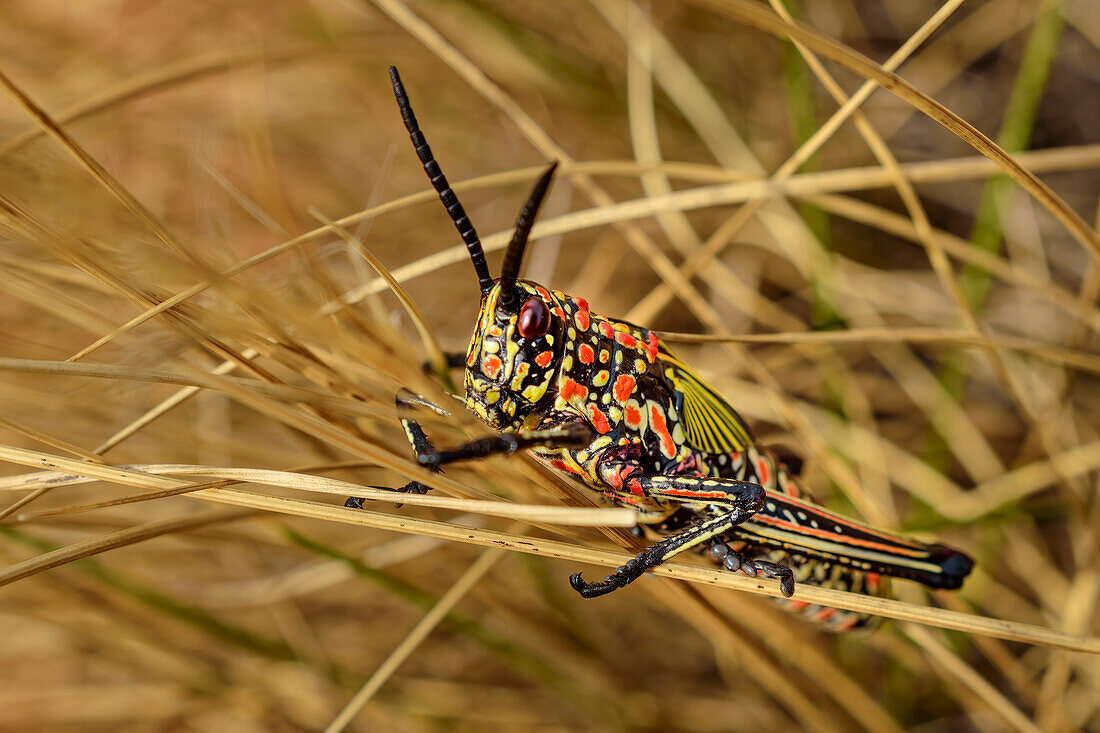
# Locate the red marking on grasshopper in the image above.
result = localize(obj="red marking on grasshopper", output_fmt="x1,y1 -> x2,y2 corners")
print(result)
483,355 -> 502,378
535,351 -> 553,367
755,455 -> 770,485
587,403 -> 611,434
755,510 -> 930,558
645,331 -> 659,362
606,464 -> 638,490
616,332 -> 637,348
664,487 -> 727,499
834,616 -> 861,632
599,322 -> 615,338
550,459 -> 582,475
777,470 -> 799,497
575,298 -> 590,330
649,404 -> 676,459
614,374 -> 636,402
560,378 -> 588,402
578,344 -> 594,364
624,403 -> 642,428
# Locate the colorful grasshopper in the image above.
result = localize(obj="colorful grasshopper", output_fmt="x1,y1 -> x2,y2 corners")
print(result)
349,67 -> 973,628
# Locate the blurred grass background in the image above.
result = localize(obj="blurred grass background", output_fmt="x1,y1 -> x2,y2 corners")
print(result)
0,0 -> 1098,730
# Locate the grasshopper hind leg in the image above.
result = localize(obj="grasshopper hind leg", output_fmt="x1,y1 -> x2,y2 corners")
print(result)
708,539 -> 886,632
570,511 -> 746,599
569,474 -> 768,598
705,539 -> 795,597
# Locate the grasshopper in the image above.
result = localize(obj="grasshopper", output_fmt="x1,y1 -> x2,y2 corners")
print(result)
347,67 -> 973,629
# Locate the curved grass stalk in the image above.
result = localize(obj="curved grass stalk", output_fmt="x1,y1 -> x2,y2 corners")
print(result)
192,486 -> 1100,655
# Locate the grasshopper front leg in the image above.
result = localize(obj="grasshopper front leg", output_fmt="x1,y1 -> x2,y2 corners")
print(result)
345,389 -> 593,507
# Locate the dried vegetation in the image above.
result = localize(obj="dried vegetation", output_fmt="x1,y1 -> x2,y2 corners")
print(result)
0,0 -> 1098,730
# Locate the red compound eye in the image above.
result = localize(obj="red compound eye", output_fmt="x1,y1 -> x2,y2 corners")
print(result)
517,296 -> 550,339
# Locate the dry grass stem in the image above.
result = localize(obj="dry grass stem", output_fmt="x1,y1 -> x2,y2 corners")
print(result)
323,547 -> 507,732
191,486 -> 1100,655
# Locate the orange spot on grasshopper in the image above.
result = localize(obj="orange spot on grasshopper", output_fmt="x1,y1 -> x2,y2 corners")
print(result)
649,404 -> 676,459
575,298 -> 590,330
560,378 -> 588,402
756,455 -> 770,485
550,459 -> 582,475
613,375 -> 636,402
587,403 -> 611,434
482,355 -> 502,378
615,332 -> 637,348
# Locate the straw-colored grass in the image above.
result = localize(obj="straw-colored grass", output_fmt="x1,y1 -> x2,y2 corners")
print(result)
1,1 -> 1098,731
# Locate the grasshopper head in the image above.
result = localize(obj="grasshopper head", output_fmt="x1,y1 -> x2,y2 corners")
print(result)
464,278 -> 568,430
461,164 -> 563,430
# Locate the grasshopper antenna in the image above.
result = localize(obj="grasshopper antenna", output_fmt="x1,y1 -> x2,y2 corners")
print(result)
389,66 -> 494,295
498,162 -> 558,311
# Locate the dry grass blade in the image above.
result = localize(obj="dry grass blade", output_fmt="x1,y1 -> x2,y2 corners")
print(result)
804,192 -> 1100,332
618,0 -> 963,326
0,69 -> 188,258
323,547 -> 506,733
0,487 -> 56,522
324,147 -> 1100,319
92,351 -> 257,456
0,444 -> 196,492
308,208 -> 453,387
904,624 -> 1042,733
50,144 -> 1100,362
656,328 -> 1100,375
193,486 -> 1100,655
765,0 -> 1048,492
0,509 -> 253,589
0,46 -> 312,158
0,357 -> 394,419
0,463 -> 636,528
685,0 -> 1100,258
0,416 -> 104,463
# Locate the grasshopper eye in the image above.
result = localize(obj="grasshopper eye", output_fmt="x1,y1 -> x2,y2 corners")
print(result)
517,296 -> 550,339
